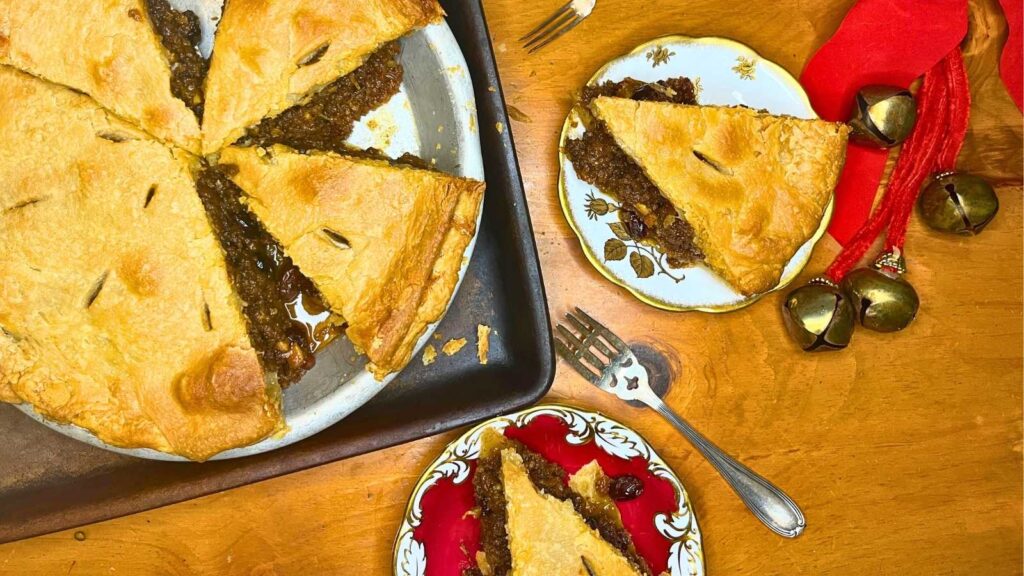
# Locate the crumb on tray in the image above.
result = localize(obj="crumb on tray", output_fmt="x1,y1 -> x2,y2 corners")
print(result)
477,324 -> 491,365
442,338 -> 467,356
422,344 -> 437,366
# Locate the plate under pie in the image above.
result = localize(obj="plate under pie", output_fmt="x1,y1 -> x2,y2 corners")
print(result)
393,405 -> 705,576
558,36 -> 842,311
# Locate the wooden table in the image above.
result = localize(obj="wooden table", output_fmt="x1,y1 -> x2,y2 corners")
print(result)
3,0 -> 1021,574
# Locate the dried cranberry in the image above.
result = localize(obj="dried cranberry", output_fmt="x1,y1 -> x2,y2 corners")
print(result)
608,474 -> 644,501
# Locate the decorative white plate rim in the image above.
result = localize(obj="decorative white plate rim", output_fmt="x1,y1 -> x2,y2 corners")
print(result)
392,403 -> 705,576
558,35 -> 833,313
15,21 -> 486,462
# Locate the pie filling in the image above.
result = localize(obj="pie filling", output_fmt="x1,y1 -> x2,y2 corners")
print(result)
470,438 -> 651,576
196,165 -> 342,387
565,77 -> 704,268
144,0 -> 209,122
237,42 -> 404,153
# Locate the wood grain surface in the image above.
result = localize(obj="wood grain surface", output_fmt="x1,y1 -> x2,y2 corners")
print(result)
2,0 -> 1021,574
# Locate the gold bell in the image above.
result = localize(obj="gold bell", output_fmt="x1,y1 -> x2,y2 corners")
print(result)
840,251 -> 919,333
848,85 -> 917,148
918,172 -> 1000,235
782,278 -> 855,352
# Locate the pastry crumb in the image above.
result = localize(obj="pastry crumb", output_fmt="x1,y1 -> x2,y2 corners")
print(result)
442,338 -> 467,356
495,122 -> 505,134
422,344 -> 437,366
477,324 -> 491,365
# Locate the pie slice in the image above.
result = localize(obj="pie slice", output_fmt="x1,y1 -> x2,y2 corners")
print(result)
590,96 -> 850,296
472,430 -> 650,576
0,0 -> 205,153
0,67 -> 281,461
201,0 -> 443,155
218,145 -> 484,378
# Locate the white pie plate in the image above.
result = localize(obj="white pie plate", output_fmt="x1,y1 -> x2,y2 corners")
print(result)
559,35 -> 833,312
16,18 -> 485,461
393,404 -> 705,576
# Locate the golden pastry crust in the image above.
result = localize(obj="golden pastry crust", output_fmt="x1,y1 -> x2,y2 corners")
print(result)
568,461 -> 624,526
0,0 -> 202,153
501,449 -> 644,576
591,97 -> 849,296
220,145 -> 483,378
0,67 -> 280,461
202,0 -> 443,155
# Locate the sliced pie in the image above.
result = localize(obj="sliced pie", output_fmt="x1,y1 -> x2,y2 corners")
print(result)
0,0 -> 205,153
0,67 -> 280,460
218,145 -> 484,378
201,0 -> 443,154
472,430 -> 651,576
588,96 -> 849,296
565,78 -> 704,268
238,40 -> 405,156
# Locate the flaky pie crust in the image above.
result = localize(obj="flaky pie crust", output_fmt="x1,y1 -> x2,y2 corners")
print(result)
220,145 -> 484,379
0,67 -> 281,461
201,0 -> 443,155
591,96 -> 849,296
0,0 -> 203,153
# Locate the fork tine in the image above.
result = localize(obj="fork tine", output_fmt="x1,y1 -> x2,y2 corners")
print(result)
563,313 -> 590,338
554,338 -> 601,384
528,14 -> 585,53
555,324 -> 583,351
520,1 -> 573,42
524,10 -> 576,49
574,307 -> 627,351
565,312 -> 613,358
556,323 -> 608,371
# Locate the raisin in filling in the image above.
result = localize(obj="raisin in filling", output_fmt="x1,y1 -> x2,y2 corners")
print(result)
471,439 -> 652,576
565,77 -> 704,268
238,42 -> 404,153
144,0 -> 209,121
196,165 -> 340,387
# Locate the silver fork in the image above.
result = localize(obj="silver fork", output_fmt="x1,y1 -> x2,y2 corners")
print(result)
521,0 -> 595,53
554,307 -> 807,538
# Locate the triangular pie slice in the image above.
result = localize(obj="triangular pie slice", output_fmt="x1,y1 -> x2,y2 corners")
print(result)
590,96 -> 850,296
0,67 -> 280,461
0,0 -> 204,153
219,145 -> 484,378
201,0 -> 443,154
472,430 -> 650,576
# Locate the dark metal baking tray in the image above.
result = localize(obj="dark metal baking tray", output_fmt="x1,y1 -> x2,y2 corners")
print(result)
0,0 -> 553,544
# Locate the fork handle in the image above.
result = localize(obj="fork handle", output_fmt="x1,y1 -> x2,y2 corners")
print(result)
642,392 -> 806,538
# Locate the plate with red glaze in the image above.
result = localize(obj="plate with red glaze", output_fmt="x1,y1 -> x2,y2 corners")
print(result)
393,404 -> 705,576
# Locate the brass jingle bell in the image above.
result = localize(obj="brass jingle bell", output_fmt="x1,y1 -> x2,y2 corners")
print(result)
848,85 -> 917,148
782,279 -> 855,352
840,252 -> 919,333
918,172 -> 1000,235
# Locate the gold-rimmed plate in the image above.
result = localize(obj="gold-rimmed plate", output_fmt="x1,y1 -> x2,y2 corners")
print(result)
393,404 -> 704,576
558,36 -> 832,312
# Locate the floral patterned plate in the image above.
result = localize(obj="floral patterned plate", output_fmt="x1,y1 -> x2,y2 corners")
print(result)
393,404 -> 704,576
559,36 -> 832,312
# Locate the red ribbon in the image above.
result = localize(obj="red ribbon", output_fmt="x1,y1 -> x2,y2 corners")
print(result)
999,0 -> 1023,111
826,50 -> 971,282
800,0 -> 969,246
